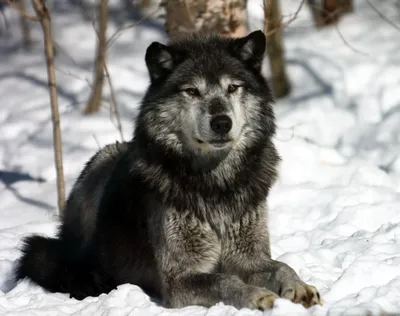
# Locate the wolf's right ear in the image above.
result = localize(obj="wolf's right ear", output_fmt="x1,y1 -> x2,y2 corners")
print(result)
145,42 -> 177,82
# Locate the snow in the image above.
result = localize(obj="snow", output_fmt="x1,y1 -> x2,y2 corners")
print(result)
1,0 -> 400,315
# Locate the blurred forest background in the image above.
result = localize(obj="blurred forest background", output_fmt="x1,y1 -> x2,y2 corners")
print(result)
0,0 -> 399,213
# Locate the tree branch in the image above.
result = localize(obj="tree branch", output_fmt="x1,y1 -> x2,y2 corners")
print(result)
366,0 -> 400,32
264,0 -> 306,37
104,62 -> 124,142
106,7 -> 160,48
5,0 -> 39,21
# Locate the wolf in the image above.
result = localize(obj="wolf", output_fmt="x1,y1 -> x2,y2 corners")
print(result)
15,30 -> 322,310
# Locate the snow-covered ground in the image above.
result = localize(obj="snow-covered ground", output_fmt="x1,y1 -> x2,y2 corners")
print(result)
1,0 -> 400,315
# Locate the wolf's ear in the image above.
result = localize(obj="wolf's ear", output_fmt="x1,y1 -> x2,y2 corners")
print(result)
145,42 -> 177,82
231,30 -> 266,71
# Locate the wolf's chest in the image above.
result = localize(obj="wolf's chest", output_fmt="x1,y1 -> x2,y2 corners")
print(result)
170,197 -> 265,240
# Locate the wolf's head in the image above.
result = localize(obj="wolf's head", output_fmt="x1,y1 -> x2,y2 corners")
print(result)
137,30 -> 275,171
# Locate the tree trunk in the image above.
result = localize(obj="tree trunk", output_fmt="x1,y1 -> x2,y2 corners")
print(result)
165,0 -> 248,39
340,0 -> 353,13
141,0 -> 151,9
84,0 -> 108,114
307,0 -> 353,28
31,0 -> 66,214
306,0 -> 325,27
17,0 -> 33,50
227,0 -> 248,37
264,0 -> 291,98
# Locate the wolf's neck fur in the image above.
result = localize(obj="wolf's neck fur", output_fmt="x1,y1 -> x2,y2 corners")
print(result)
133,124 -> 280,219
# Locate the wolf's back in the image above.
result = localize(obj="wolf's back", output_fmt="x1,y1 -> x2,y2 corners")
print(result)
60,141 -> 130,251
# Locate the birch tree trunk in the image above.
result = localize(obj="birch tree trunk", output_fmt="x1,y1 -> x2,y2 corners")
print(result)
165,0 -> 248,39
31,0 -> 66,214
264,0 -> 291,98
84,0 -> 108,114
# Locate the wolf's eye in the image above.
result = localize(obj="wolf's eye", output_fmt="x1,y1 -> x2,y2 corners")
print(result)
227,84 -> 240,93
184,88 -> 200,97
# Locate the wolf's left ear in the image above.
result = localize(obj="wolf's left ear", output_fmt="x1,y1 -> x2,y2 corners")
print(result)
231,30 -> 266,71
145,42 -> 177,82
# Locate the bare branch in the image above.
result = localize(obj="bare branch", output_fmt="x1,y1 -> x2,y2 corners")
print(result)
308,3 -> 369,56
52,40 -> 83,69
366,0 -> 400,32
92,134 -> 101,150
264,0 -> 306,37
104,63 -> 124,142
106,7 -> 160,48
5,0 -> 39,21
279,0 -> 306,29
55,66 -> 93,88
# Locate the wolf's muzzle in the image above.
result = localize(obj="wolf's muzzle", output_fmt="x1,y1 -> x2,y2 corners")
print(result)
210,115 -> 232,135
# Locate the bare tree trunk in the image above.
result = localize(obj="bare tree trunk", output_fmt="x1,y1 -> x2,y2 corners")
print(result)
0,4 -> 10,36
264,0 -> 291,98
31,0 -> 66,214
307,0 -> 353,28
306,0 -> 325,27
17,0 -> 33,50
340,0 -> 353,13
227,0 -> 248,37
165,0 -> 248,39
84,0 -> 108,114
141,0 -> 151,9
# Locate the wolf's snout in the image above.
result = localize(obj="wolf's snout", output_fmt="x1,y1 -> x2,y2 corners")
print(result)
210,115 -> 232,135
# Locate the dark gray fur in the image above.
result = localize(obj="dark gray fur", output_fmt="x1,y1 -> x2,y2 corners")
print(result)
15,30 -> 322,310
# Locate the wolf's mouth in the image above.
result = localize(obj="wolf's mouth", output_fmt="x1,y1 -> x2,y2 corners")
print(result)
195,138 -> 232,148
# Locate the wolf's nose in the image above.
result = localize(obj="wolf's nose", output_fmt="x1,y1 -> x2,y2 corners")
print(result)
210,115 -> 232,135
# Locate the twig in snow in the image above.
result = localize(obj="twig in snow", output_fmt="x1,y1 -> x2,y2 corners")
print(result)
366,0 -> 400,32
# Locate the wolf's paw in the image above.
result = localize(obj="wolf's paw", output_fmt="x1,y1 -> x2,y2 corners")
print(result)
280,281 -> 323,308
247,287 -> 279,310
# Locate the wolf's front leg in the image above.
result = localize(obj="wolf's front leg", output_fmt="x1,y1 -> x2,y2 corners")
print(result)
164,273 -> 279,310
150,210 -> 278,310
244,259 -> 322,308
222,210 -> 323,308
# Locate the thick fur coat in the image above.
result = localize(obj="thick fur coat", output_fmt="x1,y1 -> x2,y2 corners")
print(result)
15,30 -> 322,310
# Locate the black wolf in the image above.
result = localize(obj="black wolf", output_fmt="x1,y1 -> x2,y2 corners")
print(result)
15,30 -> 322,310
